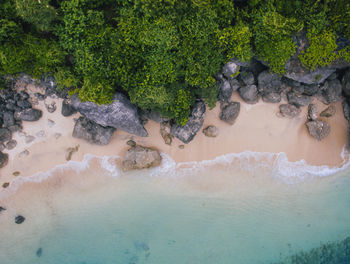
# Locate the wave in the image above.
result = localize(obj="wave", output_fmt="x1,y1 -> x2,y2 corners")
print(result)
1,148 -> 350,199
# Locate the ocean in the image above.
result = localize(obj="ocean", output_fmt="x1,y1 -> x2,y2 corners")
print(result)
0,151 -> 350,264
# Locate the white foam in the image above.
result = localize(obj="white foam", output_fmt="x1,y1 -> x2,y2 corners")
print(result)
100,156 -> 121,178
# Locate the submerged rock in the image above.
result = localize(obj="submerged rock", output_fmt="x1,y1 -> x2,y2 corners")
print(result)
279,104 -> 301,118
72,117 -> 115,145
14,108 -> 42,121
171,101 -> 206,144
320,105 -> 336,118
308,104 -> 318,120
202,125 -> 219,137
306,120 -> 331,141
15,215 -> 25,224
122,145 -> 162,171
72,93 -> 148,137
220,102 -> 240,125
0,151 -> 9,168
36,248 -> 42,257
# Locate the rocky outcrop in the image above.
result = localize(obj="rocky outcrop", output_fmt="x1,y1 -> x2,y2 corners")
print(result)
342,69 -> 350,96
72,93 -> 148,137
219,102 -> 240,125
306,120 -> 331,141
171,101 -> 206,144
287,91 -> 313,107
279,104 -> 301,118
0,151 -> 9,168
320,105 -> 336,118
14,108 -> 42,121
122,145 -> 162,171
61,99 -> 77,117
72,117 -> 116,145
160,121 -> 173,145
308,104 -> 318,120
238,85 -> 259,104
317,79 -> 343,105
202,125 -> 219,137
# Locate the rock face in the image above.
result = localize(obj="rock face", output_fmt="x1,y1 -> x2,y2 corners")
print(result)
343,69 -> 350,96
72,117 -> 115,145
14,108 -> 42,121
0,152 -> 9,168
287,91 -> 313,107
219,102 -> 240,125
320,105 -> 336,118
308,104 -> 318,120
306,120 -> 331,141
122,145 -> 162,171
279,104 -> 301,118
171,101 -> 206,144
317,79 -> 343,105
238,85 -> 259,104
61,99 -> 77,117
202,125 -> 219,137
72,93 -> 148,137
140,109 -> 169,123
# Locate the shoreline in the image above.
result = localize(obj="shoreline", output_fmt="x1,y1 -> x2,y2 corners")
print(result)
0,85 -> 349,189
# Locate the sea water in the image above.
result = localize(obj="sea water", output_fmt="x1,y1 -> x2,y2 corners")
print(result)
0,152 -> 350,264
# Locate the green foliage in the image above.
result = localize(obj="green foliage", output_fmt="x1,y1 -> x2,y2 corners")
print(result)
170,89 -> 195,126
326,0 -> 350,38
54,67 -> 80,90
78,78 -> 114,105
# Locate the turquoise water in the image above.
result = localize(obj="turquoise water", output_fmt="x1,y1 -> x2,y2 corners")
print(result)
0,153 -> 350,264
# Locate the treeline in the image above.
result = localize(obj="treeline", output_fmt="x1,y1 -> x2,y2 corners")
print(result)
0,0 -> 349,125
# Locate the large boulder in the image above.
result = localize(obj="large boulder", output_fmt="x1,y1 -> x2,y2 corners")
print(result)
306,120 -> 331,141
72,93 -> 148,137
287,91 -> 313,107
222,61 -> 240,79
14,108 -> 42,121
240,71 -> 255,86
122,145 -> 162,171
219,102 -> 240,125
171,101 -> 206,144
72,116 -> 115,145
238,85 -> 259,104
308,104 -> 318,120
342,69 -> 350,96
140,109 -> 169,123
0,151 -> 9,168
2,111 -> 15,127
262,92 -> 281,103
217,78 -> 233,102
317,79 -> 343,105
61,99 -> 77,117
279,104 -> 301,118
257,70 -> 283,94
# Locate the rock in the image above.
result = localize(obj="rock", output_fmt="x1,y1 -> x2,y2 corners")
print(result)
238,85 -> 259,104
222,61 -> 240,79
126,140 -> 136,147
320,105 -> 336,118
72,116 -> 116,145
170,101 -> 206,144
308,104 -> 318,120
202,125 -> 219,137
219,102 -> 240,125
0,128 -> 11,143
160,121 -> 173,145
317,79 -> 343,105
14,108 -> 42,121
218,79 -> 233,102
257,70 -> 283,94
287,91 -> 313,107
2,182 -> 9,188
0,206 -> 6,212
122,145 -> 162,171
5,140 -> 17,150
178,145 -> 184,149
45,102 -> 57,113
328,72 -> 338,80
16,100 -> 32,109
13,171 -> 20,176
262,92 -> 281,103
61,99 -> 77,117
36,248 -> 42,257
72,93 -> 148,137
25,135 -> 35,144
140,109 -> 169,123
303,84 -> 319,96
35,93 -> 46,101
8,124 -> 22,133
2,111 -> 15,127
18,91 -> 30,100
47,119 -> 55,127
65,145 -> 80,161
306,120 -> 331,140
15,215 -> 25,224
0,144 -> 4,152
240,71 -> 255,86
19,149 -> 30,157
6,102 -> 21,112
0,153 -> 8,168
279,104 -> 301,118
342,69 -> 350,96
229,78 -> 240,92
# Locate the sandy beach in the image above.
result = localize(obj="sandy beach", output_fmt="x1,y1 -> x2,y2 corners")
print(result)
0,82 -> 348,188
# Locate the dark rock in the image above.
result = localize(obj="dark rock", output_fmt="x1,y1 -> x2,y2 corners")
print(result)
306,120 -> 331,141
5,140 -> 17,150
72,93 -> 148,137
0,128 -> 11,143
320,105 -> 336,118
222,61 -> 240,79
73,117 -> 115,145
317,79 -> 343,105
35,93 -> 46,101
18,91 -> 29,100
218,79 -> 233,102
16,100 -> 32,109
45,102 -> 57,113
240,71 -> 255,86
2,182 -> 9,188
65,145 -> 79,161
328,72 -> 338,80
0,206 -> 6,212
140,109 -> 169,123
170,101 -> 206,144
8,123 -> 22,133
202,125 -> 219,137
262,92 -> 281,103
257,70 -> 283,94
36,248 -> 42,257
229,78 -> 240,92
13,171 -> 20,176
342,69 -> 350,96
122,145 -> 162,171
3,111 -> 15,127
238,85 -> 259,104
303,84 -> 319,96
279,104 -> 301,118
287,91 -> 313,107
6,102 -> 21,112
160,121 -> 173,145
219,102 -> 240,125
126,140 -> 136,147
61,99 -> 77,117
0,144 -> 4,152
15,215 -> 25,224
342,99 -> 350,122
17,73 -> 34,84
308,104 -> 318,120
14,108 -> 42,121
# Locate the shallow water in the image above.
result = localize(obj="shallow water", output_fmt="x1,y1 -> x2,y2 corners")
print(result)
0,152 -> 350,264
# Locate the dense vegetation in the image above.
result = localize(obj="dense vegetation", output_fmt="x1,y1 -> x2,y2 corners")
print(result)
0,0 -> 349,125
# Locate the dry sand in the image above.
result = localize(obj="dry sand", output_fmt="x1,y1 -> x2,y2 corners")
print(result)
0,84 -> 349,187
